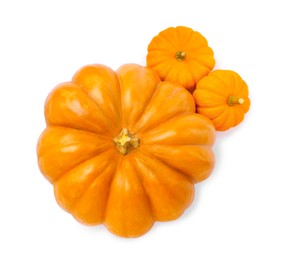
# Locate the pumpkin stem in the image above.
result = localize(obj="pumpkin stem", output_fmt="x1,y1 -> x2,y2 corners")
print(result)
175,51 -> 186,61
113,128 -> 140,155
227,96 -> 244,106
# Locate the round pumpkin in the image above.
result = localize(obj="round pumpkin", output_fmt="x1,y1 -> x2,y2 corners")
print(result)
193,70 -> 250,131
37,63 -> 215,238
146,26 -> 215,91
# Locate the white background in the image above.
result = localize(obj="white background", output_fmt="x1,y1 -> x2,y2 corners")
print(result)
1,0 -> 288,259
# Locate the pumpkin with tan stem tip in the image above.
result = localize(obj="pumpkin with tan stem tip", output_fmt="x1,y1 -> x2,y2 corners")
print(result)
146,26 -> 215,91
193,70 -> 250,131
37,63 -> 215,238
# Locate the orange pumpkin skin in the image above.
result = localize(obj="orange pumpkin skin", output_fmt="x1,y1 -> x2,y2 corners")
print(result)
37,63 -> 215,238
193,70 -> 250,131
146,26 -> 215,91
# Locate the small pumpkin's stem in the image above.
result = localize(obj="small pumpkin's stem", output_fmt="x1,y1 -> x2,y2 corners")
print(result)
227,95 -> 244,106
175,51 -> 186,61
113,128 -> 140,155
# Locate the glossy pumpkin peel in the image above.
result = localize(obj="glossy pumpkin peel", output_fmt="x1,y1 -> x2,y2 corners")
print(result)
37,63 -> 216,238
146,26 -> 215,90
193,70 -> 250,131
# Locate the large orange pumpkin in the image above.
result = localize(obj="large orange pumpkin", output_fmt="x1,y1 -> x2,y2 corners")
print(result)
37,63 -> 215,238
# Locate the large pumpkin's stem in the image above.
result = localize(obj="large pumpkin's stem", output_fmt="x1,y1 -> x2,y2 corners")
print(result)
175,51 -> 186,61
113,128 -> 140,155
227,95 -> 244,106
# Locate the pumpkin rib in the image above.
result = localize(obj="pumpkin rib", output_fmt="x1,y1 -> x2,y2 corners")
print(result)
217,107 -> 235,130
81,85 -> 121,133
40,150 -> 108,184
197,105 -> 228,121
194,89 -> 226,108
72,64 -> 122,130
232,105 -> 245,127
186,31 -> 210,50
220,107 -> 242,130
230,71 -> 238,95
231,106 -> 240,127
53,150 -> 117,213
236,80 -> 249,97
177,65 -> 195,88
117,76 -> 125,127
187,57 -> 211,73
231,72 -> 247,97
142,114 -> 215,147
143,144 -> 214,183
46,123 -> 110,137
176,26 -> 194,49
136,110 -> 193,135
188,54 -> 215,71
176,65 -> 194,89
185,61 -> 212,85
149,59 -> 175,80
37,127 -> 113,183
146,50 -> 174,66
121,77 -> 161,132
186,45 -> 213,54
132,79 -> 160,117
213,70 -> 232,91
129,154 -> 155,220
133,151 -> 194,221
46,117 -> 115,137
143,131 -> 211,147
138,147 -> 194,183
184,63 -> 196,86
210,73 -> 232,93
103,155 -> 154,237
117,64 -> 160,129
163,61 -> 176,80
147,151 -> 194,186
102,156 -> 123,221
70,161 -> 117,224
38,126 -> 110,162
53,152 -> 112,213
211,107 -> 230,129
78,84 -> 121,132
147,40 -> 175,52
148,33 -> 177,52
165,63 -> 189,86
158,28 -> 179,50
186,47 -> 214,61
54,148 -> 116,184
195,89 -> 227,102
39,126 -> 112,150
231,106 -> 245,125
71,170 -> 115,225
142,140 -> 214,147
158,59 -> 196,89
196,75 -> 228,97
133,81 -> 195,133
212,71 -> 235,92
45,83 -> 116,136
39,143 -> 111,176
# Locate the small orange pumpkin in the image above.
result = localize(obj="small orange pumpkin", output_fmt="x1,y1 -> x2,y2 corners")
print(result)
37,63 -> 215,238
193,70 -> 250,131
146,26 -> 215,91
